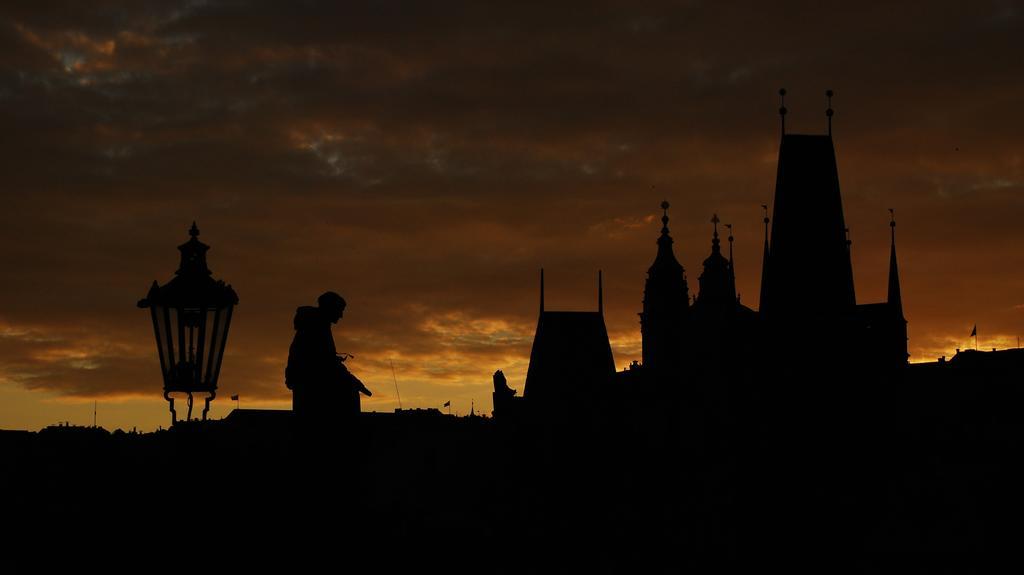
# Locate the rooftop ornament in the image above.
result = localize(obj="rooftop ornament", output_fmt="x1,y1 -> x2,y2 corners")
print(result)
138,223 -> 238,425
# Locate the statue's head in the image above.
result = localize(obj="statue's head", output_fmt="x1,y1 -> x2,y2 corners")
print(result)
317,291 -> 346,323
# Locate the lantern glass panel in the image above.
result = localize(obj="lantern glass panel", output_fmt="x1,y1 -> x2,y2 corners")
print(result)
182,306 -> 201,370
202,308 -> 219,384
169,306 -> 183,364
204,308 -> 221,383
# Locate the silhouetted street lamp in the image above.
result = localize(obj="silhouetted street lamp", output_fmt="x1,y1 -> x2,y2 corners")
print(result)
138,223 -> 238,425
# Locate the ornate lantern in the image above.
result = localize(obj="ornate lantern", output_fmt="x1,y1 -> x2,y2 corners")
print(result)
138,223 -> 238,424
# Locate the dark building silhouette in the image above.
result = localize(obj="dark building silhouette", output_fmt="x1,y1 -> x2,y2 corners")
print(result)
761,134 -> 856,319
523,270 -> 615,418
502,90 -> 910,420
689,216 -> 758,372
757,129 -> 908,369
639,201 -> 690,375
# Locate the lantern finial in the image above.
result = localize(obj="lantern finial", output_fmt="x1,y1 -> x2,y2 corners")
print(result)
177,222 -> 212,276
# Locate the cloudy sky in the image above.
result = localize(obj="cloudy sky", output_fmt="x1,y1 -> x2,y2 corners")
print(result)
1,1 -> 1022,431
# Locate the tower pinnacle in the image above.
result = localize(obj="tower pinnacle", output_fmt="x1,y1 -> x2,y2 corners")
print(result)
826,89 -> 834,136
888,209 -> 903,313
759,204 -> 770,309
778,88 -> 788,136
709,214 -> 722,255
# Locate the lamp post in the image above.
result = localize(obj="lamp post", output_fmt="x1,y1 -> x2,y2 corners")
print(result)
138,223 -> 238,425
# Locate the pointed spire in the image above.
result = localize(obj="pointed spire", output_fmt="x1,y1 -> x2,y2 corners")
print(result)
779,88 -> 788,137
888,209 -> 903,314
649,199 -> 684,277
825,89 -> 835,136
598,269 -> 603,314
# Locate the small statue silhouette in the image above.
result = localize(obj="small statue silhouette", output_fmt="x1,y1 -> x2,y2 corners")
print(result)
491,369 -> 523,420
492,369 -> 516,397
286,291 -> 371,421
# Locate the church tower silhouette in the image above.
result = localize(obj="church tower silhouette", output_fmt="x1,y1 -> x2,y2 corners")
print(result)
694,214 -> 736,311
757,89 -> 908,367
524,270 -> 615,416
640,201 -> 690,373
759,133 -> 856,319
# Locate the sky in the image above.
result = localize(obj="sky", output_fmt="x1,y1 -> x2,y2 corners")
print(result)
1,1 -> 1023,431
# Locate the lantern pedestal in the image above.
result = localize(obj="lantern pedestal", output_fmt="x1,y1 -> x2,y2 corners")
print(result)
164,390 -> 217,424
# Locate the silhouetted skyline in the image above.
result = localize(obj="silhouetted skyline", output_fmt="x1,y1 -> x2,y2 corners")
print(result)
2,1 -> 1024,431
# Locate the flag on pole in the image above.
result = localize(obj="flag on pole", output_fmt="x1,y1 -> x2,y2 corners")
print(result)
970,325 -> 977,338
443,401 -> 451,407
231,394 -> 239,401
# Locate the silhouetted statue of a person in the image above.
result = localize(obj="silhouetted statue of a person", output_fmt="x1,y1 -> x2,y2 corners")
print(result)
286,291 -> 371,422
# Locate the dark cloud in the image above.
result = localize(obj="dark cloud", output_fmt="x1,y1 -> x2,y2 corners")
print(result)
1,1 -> 1022,428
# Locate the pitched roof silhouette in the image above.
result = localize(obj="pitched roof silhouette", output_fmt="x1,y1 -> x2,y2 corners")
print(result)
523,310 -> 615,408
761,134 -> 856,317
888,213 -> 904,317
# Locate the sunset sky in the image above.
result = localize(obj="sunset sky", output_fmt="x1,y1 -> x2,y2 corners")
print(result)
1,1 -> 1022,431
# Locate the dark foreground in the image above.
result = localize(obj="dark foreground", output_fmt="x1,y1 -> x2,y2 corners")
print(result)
3,372 -> 1024,563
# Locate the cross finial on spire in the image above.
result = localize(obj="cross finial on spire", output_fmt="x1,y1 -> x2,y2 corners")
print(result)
710,214 -> 722,252
826,89 -> 835,136
779,88 -> 788,136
